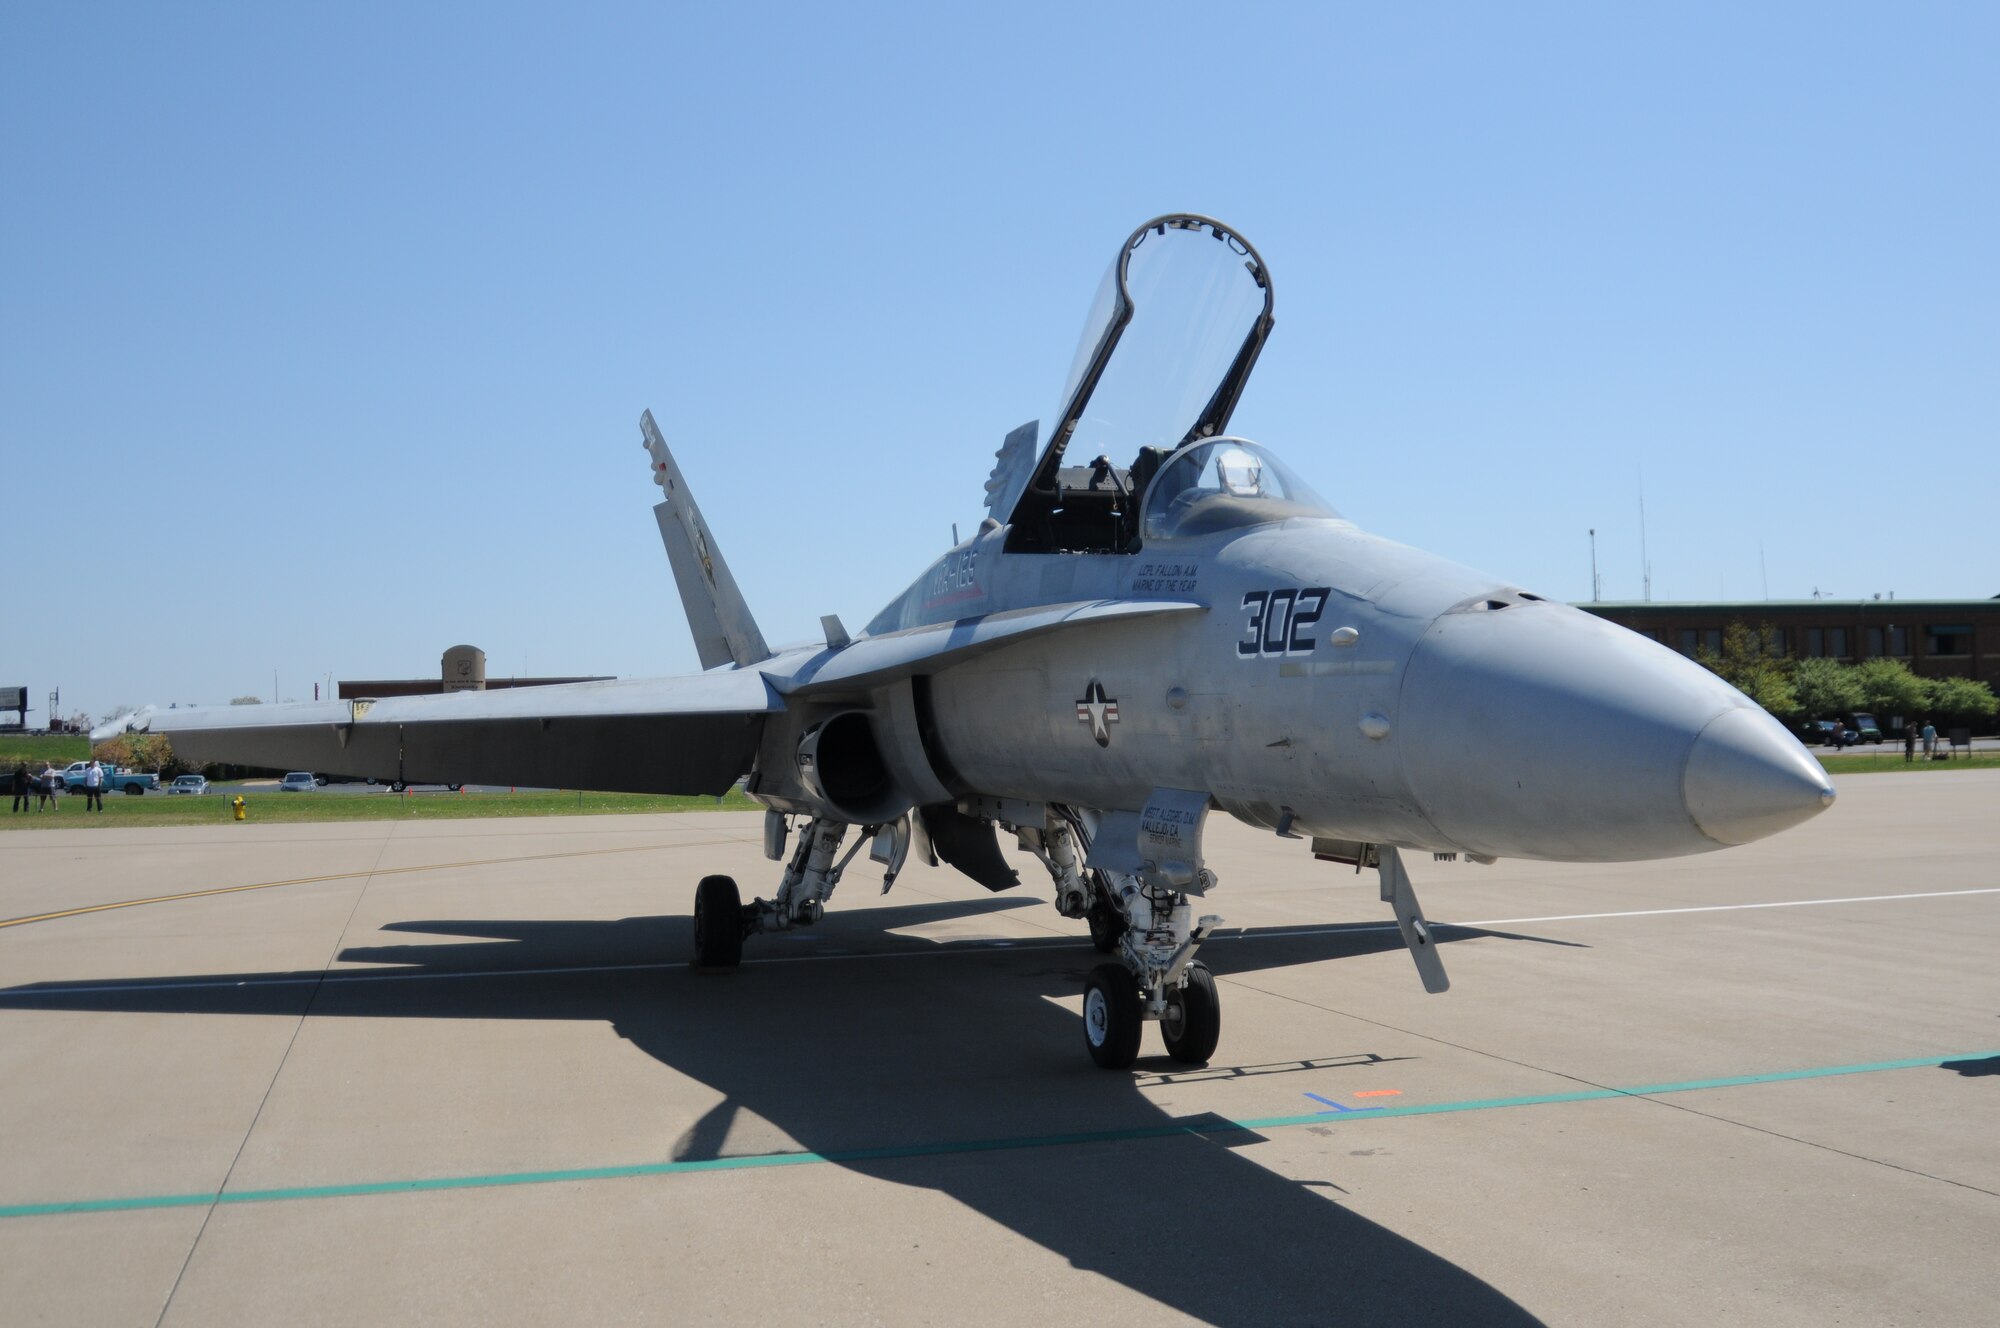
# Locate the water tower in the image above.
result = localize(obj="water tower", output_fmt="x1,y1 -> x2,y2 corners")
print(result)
441,645 -> 487,693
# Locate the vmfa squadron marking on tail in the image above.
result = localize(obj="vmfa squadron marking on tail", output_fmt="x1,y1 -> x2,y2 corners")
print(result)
114,214 -> 1836,1068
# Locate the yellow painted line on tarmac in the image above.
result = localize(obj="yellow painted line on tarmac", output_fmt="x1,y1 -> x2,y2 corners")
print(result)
0,838 -> 739,931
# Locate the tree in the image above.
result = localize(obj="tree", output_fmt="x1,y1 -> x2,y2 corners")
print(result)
92,733 -> 196,777
229,696 -> 263,706
1849,658 -> 1928,724
1695,622 -> 1798,717
1924,676 -> 1998,730
1789,657 -> 1863,720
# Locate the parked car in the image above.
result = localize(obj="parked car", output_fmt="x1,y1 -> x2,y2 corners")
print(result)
1844,712 -> 1884,744
279,771 -> 318,792
1797,720 -> 1855,748
167,774 -> 209,795
59,761 -> 161,795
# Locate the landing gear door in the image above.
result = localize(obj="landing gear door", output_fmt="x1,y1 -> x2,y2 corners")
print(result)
1086,787 -> 1215,895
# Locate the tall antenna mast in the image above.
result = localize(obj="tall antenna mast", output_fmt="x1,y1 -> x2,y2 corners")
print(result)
1589,529 -> 1601,602
1638,467 -> 1652,603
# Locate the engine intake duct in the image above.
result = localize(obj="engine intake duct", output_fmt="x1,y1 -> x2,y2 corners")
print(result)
795,711 -> 907,824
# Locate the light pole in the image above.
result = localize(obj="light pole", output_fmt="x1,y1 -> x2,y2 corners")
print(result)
1589,529 -> 1601,602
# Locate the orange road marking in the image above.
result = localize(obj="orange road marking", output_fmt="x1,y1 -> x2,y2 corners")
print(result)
1353,1089 -> 1403,1098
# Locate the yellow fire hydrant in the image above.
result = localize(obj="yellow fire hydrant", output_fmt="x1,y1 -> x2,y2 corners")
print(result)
232,796 -> 247,822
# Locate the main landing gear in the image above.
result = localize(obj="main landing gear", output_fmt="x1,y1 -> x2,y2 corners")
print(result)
690,874 -> 743,972
688,815 -> 897,975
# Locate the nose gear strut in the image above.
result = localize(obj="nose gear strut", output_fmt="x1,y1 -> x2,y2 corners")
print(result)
1032,805 -> 1224,1069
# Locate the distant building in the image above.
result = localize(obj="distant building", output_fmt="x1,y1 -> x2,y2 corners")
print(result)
337,644 -> 609,700
1577,598 -> 2000,689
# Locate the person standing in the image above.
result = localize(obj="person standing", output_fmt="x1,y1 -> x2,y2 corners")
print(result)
37,763 -> 60,810
1921,720 -> 1938,760
84,759 -> 104,811
9,762 -> 27,813
1904,723 -> 1918,764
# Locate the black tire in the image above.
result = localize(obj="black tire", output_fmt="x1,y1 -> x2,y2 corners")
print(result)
447,784 -> 463,792
123,784 -> 144,796
1161,963 -> 1221,1065
1082,963 -> 1142,1069
1087,901 -> 1126,954
692,874 -> 743,973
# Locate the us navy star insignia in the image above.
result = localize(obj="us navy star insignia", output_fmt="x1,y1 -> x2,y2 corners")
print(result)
1075,680 -> 1120,747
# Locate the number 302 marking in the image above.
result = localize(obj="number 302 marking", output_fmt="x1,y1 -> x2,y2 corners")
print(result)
1238,587 -> 1331,658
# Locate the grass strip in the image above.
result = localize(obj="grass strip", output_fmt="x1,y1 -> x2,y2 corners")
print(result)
1817,751 -> 2000,773
0,787 -> 759,830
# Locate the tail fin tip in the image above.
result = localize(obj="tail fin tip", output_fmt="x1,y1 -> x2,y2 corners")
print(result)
638,411 -> 771,670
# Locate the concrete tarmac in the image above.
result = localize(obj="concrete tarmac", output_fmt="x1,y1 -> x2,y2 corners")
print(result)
2,772 -> 1996,1326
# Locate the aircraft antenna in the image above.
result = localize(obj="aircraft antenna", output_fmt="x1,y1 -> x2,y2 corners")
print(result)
1637,467 -> 1652,603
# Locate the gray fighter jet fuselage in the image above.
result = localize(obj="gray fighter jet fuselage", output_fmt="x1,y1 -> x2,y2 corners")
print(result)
120,215 -> 1834,1068
868,493 -> 1822,865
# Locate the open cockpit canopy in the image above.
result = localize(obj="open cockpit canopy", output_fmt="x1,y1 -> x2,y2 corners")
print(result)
1000,215 -> 1275,553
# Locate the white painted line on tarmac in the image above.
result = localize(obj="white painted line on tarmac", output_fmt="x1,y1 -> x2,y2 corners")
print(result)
1458,886 -> 2000,928
7,887 -> 1996,1000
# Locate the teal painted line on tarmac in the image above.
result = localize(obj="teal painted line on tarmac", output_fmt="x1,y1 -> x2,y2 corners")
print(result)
4,1049 -> 1991,1221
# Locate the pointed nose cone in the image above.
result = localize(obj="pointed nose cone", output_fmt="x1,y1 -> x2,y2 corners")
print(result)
1397,602 -> 1836,861
1682,708 -> 1836,846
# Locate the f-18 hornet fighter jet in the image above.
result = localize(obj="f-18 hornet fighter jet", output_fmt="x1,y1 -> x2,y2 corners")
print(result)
113,214 -> 1836,1069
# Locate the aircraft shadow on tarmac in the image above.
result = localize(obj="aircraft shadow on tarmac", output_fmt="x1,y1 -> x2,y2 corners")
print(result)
1940,1055 -> 2000,1078
1,897 -> 1577,1325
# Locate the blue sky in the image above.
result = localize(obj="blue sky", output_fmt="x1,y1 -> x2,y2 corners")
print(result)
4,2 -> 1994,723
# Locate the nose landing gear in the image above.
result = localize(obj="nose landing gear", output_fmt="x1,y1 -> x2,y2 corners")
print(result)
1160,962 -> 1221,1063
1078,873 -> 1222,1069
1083,956 -> 1222,1069
1083,964 -> 1144,1068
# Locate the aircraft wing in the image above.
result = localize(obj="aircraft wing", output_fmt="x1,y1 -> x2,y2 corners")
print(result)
130,671 -> 780,795
782,598 -> 1205,695
117,602 -> 1199,791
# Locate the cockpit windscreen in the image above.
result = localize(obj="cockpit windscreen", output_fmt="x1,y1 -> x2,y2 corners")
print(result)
1141,439 -> 1337,540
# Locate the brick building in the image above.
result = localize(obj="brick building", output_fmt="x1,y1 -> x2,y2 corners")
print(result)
1577,598 -> 2000,691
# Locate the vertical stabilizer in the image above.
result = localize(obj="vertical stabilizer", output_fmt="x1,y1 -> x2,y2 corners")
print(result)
640,410 -> 771,669
983,420 -> 1040,526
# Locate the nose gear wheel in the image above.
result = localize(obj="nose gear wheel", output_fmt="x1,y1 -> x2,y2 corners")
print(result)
1160,962 -> 1220,1064
1082,964 -> 1143,1068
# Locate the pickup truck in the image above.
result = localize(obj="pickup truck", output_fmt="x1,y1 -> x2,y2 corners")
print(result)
61,761 -> 162,795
